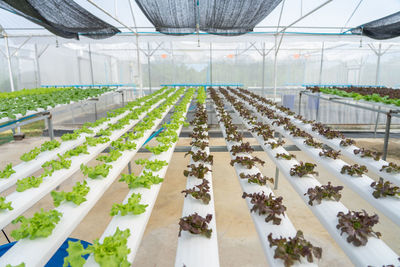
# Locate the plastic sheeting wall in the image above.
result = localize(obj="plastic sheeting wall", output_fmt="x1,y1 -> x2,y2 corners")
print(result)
1,40 -> 400,91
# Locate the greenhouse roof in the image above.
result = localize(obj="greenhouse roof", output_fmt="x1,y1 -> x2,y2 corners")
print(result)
0,0 -> 399,44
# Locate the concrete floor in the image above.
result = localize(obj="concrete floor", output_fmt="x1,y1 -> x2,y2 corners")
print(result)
0,136 -> 399,266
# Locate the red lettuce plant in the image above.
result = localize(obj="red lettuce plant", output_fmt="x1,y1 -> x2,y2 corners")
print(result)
336,210 -> 381,247
178,213 -> 213,238
242,191 -> 286,225
268,231 -> 322,267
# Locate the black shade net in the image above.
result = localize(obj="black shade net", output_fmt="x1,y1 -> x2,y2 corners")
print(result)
135,0 -> 282,36
351,11 -> 400,40
0,0 -> 120,39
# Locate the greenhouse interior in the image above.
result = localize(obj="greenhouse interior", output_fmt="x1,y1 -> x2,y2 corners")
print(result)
1,0 -> 400,266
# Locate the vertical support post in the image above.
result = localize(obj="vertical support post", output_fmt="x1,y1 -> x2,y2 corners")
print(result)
273,35 -> 278,101
4,34 -> 15,92
94,102 -> 98,121
88,44 -> 95,85
382,111 -> 392,161
274,133 -> 282,190
261,42 -> 266,97
47,114 -> 54,140
135,38 -> 143,97
171,42 -> 175,83
34,44 -> 41,87
318,42 -> 325,85
125,136 -> 132,174
147,42 -> 152,94
210,43 -> 213,85
77,55 -> 82,84
374,44 -> 382,137
298,91 -> 302,115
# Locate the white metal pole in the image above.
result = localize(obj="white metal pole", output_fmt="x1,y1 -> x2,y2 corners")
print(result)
261,42 -> 266,97
4,35 -> 15,92
210,43 -> 213,85
147,42 -> 152,94
34,44 -> 41,88
135,38 -> 143,97
375,43 -> 382,85
318,42 -> 325,85
88,44 -> 95,85
273,36 -> 278,101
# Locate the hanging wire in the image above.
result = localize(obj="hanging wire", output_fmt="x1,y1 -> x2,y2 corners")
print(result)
341,0 -> 364,33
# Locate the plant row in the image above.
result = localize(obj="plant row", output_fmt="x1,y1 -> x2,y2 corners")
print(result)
227,89 -> 400,227
210,88 -> 323,267
0,87 -> 173,214
223,87 -> 399,265
0,87 -> 171,196
63,87 -> 194,266
241,87 -> 400,184
307,86 -> 400,106
179,88 -> 215,241
2,87 -> 191,267
0,87 -> 114,120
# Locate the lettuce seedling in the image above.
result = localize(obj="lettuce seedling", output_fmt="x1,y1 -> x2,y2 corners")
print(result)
178,213 -> 213,238
184,164 -> 212,179
266,140 -> 285,149
319,148 -> 341,159
268,231 -> 322,267
275,153 -> 296,160
134,159 -> 168,172
61,132 -> 80,141
96,150 -> 122,163
182,179 -> 211,204
340,164 -> 367,176
380,162 -> 400,173
119,171 -> 163,189
0,196 -> 13,211
336,210 -> 381,246
16,175 -> 43,192
20,147 -> 41,162
63,227 -> 131,267
80,163 -> 112,179
0,163 -> 15,179
304,182 -> 343,206
239,173 -> 273,185
40,140 -> 60,152
339,138 -> 356,147
290,162 -> 318,177
64,144 -> 89,158
230,156 -> 265,169
110,193 -> 148,216
185,151 -> 213,164
51,181 -> 90,207
370,178 -> 400,199
353,148 -> 382,161
242,191 -> 286,225
230,142 -> 254,155
85,136 -> 110,146
11,209 -> 62,240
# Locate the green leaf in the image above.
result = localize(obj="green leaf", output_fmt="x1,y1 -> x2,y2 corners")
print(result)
16,176 -> 43,192
110,193 -> 148,216
0,196 -> 13,211
119,170 -> 163,189
51,181 -> 90,207
63,240 -> 89,267
0,163 -> 15,179
81,163 -> 112,179
11,209 -> 62,240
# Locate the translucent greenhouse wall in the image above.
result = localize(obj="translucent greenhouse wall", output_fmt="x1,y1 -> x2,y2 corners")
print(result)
2,41 -> 400,92
1,40 -> 400,126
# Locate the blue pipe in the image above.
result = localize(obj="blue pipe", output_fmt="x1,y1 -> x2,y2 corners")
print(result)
0,114 -> 38,129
